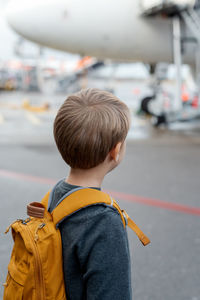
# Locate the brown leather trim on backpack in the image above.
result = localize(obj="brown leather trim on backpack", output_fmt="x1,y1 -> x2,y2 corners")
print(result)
27,202 -> 45,218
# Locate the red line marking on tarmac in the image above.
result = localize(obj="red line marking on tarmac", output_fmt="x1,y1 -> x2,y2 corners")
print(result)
0,169 -> 200,216
106,190 -> 200,216
0,169 -> 56,185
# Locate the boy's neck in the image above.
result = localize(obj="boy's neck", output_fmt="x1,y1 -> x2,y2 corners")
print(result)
66,166 -> 106,188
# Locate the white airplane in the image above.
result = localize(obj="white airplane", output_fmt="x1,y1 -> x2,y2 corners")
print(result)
5,0 -> 197,65
6,0 -> 200,124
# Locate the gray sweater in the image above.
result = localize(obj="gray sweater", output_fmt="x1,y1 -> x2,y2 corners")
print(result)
49,180 -> 132,300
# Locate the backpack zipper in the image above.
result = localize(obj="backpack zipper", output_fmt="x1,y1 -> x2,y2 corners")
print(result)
4,218 -> 31,234
22,223 -> 45,300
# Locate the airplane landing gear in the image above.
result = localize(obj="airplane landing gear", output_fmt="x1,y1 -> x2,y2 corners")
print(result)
140,95 -> 167,127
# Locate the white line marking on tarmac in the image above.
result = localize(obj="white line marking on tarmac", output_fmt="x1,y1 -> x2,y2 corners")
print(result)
25,112 -> 41,125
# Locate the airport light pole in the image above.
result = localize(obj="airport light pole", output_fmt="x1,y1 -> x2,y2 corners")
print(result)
173,16 -> 183,112
195,42 -> 200,108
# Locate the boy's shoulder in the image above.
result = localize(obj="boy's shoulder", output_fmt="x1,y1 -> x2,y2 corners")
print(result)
61,203 -> 123,226
59,203 -> 128,252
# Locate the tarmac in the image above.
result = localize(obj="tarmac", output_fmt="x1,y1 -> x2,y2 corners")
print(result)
0,91 -> 200,300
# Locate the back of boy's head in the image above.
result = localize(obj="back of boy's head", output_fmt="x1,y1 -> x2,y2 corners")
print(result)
54,88 -> 130,169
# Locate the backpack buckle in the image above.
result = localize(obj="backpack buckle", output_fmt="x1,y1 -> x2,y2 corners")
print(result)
121,210 -> 128,226
21,218 -> 31,225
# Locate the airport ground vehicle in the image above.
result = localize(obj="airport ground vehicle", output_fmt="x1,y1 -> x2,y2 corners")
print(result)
0,69 -> 16,90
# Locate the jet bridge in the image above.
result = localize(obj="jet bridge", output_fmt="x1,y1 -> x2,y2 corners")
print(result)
140,0 -> 200,121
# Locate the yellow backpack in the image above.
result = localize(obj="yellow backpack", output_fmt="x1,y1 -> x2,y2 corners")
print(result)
3,187 -> 150,300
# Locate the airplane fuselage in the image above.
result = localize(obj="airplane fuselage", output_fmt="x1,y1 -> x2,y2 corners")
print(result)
6,0 -> 195,64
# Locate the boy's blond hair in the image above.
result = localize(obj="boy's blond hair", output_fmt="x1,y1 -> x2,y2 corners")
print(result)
54,88 -> 130,169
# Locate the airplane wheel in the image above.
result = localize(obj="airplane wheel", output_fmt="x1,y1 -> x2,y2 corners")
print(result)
140,96 -> 154,115
151,114 -> 167,127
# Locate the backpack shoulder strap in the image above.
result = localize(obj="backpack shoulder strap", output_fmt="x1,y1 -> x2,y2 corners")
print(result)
111,199 -> 150,246
121,210 -> 150,246
41,188 -> 150,246
41,190 -> 51,208
52,188 -> 116,226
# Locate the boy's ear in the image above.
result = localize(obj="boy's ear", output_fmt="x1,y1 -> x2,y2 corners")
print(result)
110,142 -> 122,162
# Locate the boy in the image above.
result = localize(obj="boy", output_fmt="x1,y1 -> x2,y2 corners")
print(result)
49,88 -> 132,300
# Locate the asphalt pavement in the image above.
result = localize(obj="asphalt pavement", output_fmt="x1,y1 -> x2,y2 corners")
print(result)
0,92 -> 200,300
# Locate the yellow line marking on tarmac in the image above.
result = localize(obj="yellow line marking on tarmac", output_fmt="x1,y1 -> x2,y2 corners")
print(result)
0,113 -> 4,124
25,112 -> 41,125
